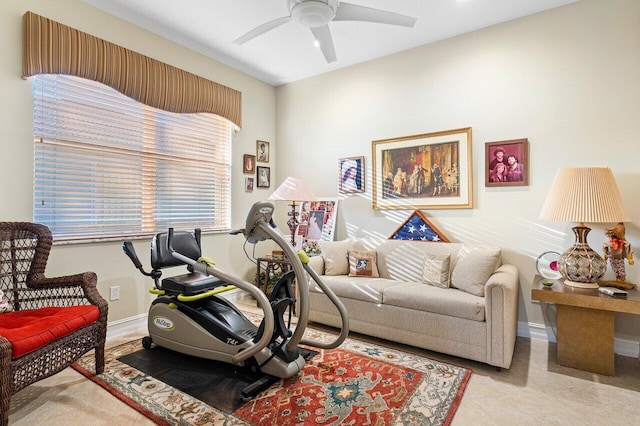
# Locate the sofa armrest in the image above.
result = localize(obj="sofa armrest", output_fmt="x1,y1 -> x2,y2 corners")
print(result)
484,264 -> 519,369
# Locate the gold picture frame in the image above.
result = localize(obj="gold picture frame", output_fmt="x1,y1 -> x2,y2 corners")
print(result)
372,127 -> 473,210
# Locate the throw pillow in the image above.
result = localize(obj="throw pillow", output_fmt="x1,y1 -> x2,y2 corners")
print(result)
348,250 -> 379,277
421,253 -> 451,288
451,246 -> 501,297
319,239 -> 353,276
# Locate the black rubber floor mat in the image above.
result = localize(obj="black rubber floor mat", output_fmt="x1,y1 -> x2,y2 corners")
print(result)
118,343 -> 316,414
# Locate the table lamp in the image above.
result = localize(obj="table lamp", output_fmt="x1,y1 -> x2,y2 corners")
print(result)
539,167 -> 630,288
269,177 -> 317,246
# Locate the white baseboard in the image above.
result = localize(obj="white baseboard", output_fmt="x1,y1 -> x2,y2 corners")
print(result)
518,321 -> 640,358
106,314 -> 147,339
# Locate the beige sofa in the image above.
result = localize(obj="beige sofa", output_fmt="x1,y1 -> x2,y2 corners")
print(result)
307,239 -> 519,369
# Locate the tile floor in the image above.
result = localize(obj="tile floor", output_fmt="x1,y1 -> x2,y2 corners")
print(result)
8,291 -> 640,425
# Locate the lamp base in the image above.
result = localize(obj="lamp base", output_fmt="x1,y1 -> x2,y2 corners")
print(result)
557,225 -> 606,288
562,279 -> 599,289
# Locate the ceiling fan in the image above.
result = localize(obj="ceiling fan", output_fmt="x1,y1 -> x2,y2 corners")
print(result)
233,0 -> 417,63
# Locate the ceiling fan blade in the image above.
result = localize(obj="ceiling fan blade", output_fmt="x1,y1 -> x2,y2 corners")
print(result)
310,25 -> 337,63
334,2 -> 417,27
233,16 -> 293,45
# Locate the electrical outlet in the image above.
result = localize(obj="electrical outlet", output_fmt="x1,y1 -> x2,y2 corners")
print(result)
110,286 -> 120,301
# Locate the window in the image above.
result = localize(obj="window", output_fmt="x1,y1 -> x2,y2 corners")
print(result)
33,74 -> 234,242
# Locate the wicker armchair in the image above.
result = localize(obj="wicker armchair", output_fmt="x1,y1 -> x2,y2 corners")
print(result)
0,222 -> 108,425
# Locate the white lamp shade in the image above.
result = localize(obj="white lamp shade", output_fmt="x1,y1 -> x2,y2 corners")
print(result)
539,167 -> 630,223
269,177 -> 317,202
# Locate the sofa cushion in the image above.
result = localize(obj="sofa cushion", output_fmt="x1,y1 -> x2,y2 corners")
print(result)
451,246 -> 501,296
320,239 -> 363,275
422,253 -> 451,288
375,240 -> 461,282
310,275 -> 403,304
383,283 -> 485,322
348,250 -> 379,278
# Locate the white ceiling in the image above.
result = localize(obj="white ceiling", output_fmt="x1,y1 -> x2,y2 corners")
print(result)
84,0 -> 579,87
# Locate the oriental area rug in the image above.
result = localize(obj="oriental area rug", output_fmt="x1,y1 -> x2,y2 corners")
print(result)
73,327 -> 471,425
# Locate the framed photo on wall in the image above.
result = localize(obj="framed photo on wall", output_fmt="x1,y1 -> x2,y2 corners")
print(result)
256,140 -> 270,163
257,166 -> 270,188
338,156 -> 365,193
485,138 -> 529,187
245,177 -> 254,192
243,154 -> 256,174
372,127 -> 472,210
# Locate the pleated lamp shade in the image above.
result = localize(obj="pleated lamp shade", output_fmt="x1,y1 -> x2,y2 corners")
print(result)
269,177 -> 317,202
539,167 -> 630,223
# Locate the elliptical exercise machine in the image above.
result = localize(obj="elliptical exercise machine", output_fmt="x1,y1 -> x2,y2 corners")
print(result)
122,201 -> 349,398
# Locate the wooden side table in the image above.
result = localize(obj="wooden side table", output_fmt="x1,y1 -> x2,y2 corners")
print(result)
531,275 -> 640,375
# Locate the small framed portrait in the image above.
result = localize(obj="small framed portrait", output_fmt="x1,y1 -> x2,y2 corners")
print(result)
245,177 -> 254,192
339,156 -> 365,193
256,140 -> 270,163
257,166 -> 270,188
485,138 -> 529,187
243,154 -> 256,174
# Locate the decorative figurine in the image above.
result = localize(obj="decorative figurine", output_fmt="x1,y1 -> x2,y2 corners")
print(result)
602,222 -> 635,285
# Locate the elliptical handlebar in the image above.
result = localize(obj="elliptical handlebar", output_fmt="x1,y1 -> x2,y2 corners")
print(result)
162,200 -> 349,360
165,227 -> 276,365
244,201 -> 349,351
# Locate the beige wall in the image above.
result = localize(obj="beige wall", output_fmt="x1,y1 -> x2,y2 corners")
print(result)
276,0 -> 640,341
2,0 -> 639,347
0,0 -> 276,324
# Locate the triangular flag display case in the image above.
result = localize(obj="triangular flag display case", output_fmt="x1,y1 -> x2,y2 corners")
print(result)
389,210 -> 449,242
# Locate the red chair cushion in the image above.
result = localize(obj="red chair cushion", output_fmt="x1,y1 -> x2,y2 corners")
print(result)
0,306 -> 99,359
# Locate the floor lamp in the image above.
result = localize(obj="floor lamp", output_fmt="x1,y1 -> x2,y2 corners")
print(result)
539,167 -> 630,288
269,177 -> 317,247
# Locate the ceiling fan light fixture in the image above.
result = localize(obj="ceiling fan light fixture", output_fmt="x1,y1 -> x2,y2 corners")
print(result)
290,0 -> 338,28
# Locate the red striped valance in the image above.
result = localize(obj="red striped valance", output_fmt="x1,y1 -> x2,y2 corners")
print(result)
22,11 -> 242,128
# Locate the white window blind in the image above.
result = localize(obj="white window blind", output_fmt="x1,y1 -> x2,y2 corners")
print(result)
33,74 -> 234,242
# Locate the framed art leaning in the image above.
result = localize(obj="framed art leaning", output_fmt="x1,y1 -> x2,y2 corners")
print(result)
372,127 -> 473,210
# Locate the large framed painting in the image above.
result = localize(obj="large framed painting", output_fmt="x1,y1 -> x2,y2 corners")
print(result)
485,138 -> 529,187
372,128 -> 473,210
